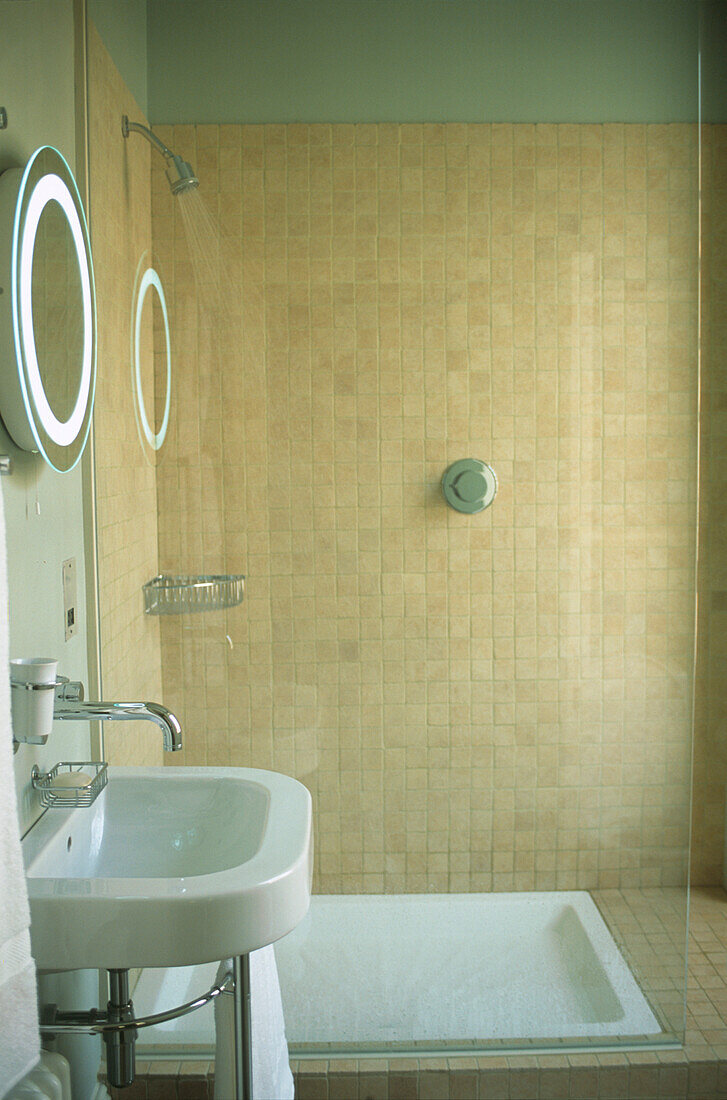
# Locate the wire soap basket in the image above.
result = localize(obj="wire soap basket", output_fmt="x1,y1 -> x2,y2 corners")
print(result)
143,574 -> 245,615
31,761 -> 108,808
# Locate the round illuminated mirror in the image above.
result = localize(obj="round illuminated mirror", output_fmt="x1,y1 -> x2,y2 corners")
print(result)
0,146 -> 96,472
131,254 -> 171,459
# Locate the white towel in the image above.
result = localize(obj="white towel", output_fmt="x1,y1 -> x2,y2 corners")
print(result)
0,487 -> 39,1096
214,947 -> 294,1100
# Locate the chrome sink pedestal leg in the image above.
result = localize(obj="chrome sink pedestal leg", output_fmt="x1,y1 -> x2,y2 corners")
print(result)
233,955 -> 252,1100
105,969 -> 137,1088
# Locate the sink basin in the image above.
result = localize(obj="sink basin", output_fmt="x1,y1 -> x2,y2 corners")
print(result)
22,766 -> 313,971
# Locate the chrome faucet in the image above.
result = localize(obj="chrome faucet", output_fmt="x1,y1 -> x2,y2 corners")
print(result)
53,680 -> 183,752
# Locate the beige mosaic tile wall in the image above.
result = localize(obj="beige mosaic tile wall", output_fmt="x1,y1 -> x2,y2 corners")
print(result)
693,125 -> 727,885
88,24 -> 164,767
150,122 -> 699,894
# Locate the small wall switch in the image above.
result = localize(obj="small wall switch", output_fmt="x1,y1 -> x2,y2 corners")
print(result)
62,558 -> 77,642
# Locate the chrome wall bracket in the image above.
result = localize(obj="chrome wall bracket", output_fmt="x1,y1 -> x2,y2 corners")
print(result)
40,967 -> 235,1039
40,958 -> 252,1098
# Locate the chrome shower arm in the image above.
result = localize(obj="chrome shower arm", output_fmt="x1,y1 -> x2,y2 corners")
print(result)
122,115 -> 199,195
121,115 -> 175,161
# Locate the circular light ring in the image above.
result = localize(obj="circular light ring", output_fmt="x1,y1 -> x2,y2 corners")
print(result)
19,173 -> 93,446
133,265 -> 171,452
9,146 -> 96,471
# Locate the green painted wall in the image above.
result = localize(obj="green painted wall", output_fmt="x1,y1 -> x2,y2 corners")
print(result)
1,0 -> 91,825
2,8 -> 99,1097
88,0 -> 147,114
147,0 -> 700,124
701,2 -> 727,122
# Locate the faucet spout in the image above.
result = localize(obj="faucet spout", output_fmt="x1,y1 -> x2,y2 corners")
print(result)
54,684 -> 183,752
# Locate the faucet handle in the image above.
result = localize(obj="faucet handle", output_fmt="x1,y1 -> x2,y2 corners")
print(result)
55,677 -> 85,703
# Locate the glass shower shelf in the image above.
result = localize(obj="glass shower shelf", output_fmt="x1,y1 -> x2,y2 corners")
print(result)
143,574 -> 245,615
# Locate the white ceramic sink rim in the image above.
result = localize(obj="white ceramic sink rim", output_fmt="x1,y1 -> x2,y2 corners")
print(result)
23,766 -> 313,971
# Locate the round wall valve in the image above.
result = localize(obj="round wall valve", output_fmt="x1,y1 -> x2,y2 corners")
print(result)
442,459 -> 497,514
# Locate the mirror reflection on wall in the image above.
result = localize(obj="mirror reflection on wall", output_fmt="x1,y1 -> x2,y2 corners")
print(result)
32,193 -> 84,428
130,251 -> 171,461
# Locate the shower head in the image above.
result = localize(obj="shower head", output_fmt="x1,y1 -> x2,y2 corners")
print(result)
121,115 -> 199,195
166,155 -> 199,195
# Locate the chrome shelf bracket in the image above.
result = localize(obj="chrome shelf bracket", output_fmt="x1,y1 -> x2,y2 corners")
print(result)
40,957 -> 253,1099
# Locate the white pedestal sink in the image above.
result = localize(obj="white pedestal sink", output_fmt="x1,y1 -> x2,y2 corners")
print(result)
22,766 -> 313,972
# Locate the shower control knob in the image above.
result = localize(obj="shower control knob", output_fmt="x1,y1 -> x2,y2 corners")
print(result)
442,459 -> 497,514
452,468 -> 486,503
